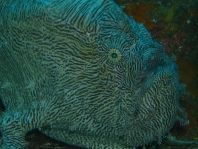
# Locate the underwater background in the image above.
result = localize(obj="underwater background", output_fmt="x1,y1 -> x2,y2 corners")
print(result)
0,0 -> 197,149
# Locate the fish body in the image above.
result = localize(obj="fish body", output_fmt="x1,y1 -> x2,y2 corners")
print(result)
0,0 -> 186,148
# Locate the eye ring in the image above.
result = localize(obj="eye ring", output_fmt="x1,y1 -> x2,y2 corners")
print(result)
108,48 -> 122,63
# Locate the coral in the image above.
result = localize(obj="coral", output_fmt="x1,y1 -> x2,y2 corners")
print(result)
125,4 -> 156,29
164,5 -> 177,23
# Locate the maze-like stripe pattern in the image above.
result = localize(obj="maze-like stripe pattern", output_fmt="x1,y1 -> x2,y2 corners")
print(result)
0,0 -> 183,148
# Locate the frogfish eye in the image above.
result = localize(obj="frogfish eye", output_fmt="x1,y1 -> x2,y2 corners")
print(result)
111,53 -> 117,58
108,48 -> 122,63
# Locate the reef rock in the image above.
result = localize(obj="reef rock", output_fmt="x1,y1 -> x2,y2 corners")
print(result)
0,0 -> 188,148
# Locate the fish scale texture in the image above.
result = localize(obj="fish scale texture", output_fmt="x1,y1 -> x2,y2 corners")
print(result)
0,0 -> 182,148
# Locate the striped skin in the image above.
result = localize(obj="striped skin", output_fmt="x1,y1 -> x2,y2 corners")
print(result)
0,0 -> 185,148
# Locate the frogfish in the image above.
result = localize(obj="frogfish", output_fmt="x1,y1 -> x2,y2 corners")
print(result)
0,0 -> 194,148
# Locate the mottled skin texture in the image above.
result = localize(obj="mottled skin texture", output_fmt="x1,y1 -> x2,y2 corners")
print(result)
0,0 -> 187,148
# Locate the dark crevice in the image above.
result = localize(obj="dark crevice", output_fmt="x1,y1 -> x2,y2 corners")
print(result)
0,96 -> 5,112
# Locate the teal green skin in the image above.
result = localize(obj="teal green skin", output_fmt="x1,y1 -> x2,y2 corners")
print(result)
0,0 -> 191,148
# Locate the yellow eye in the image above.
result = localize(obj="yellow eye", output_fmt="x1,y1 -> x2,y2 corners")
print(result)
108,49 -> 122,63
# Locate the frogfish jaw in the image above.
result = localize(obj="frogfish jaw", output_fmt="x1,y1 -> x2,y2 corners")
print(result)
120,47 -> 181,147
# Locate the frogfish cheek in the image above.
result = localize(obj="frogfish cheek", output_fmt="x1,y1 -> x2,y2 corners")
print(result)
133,64 -> 180,142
